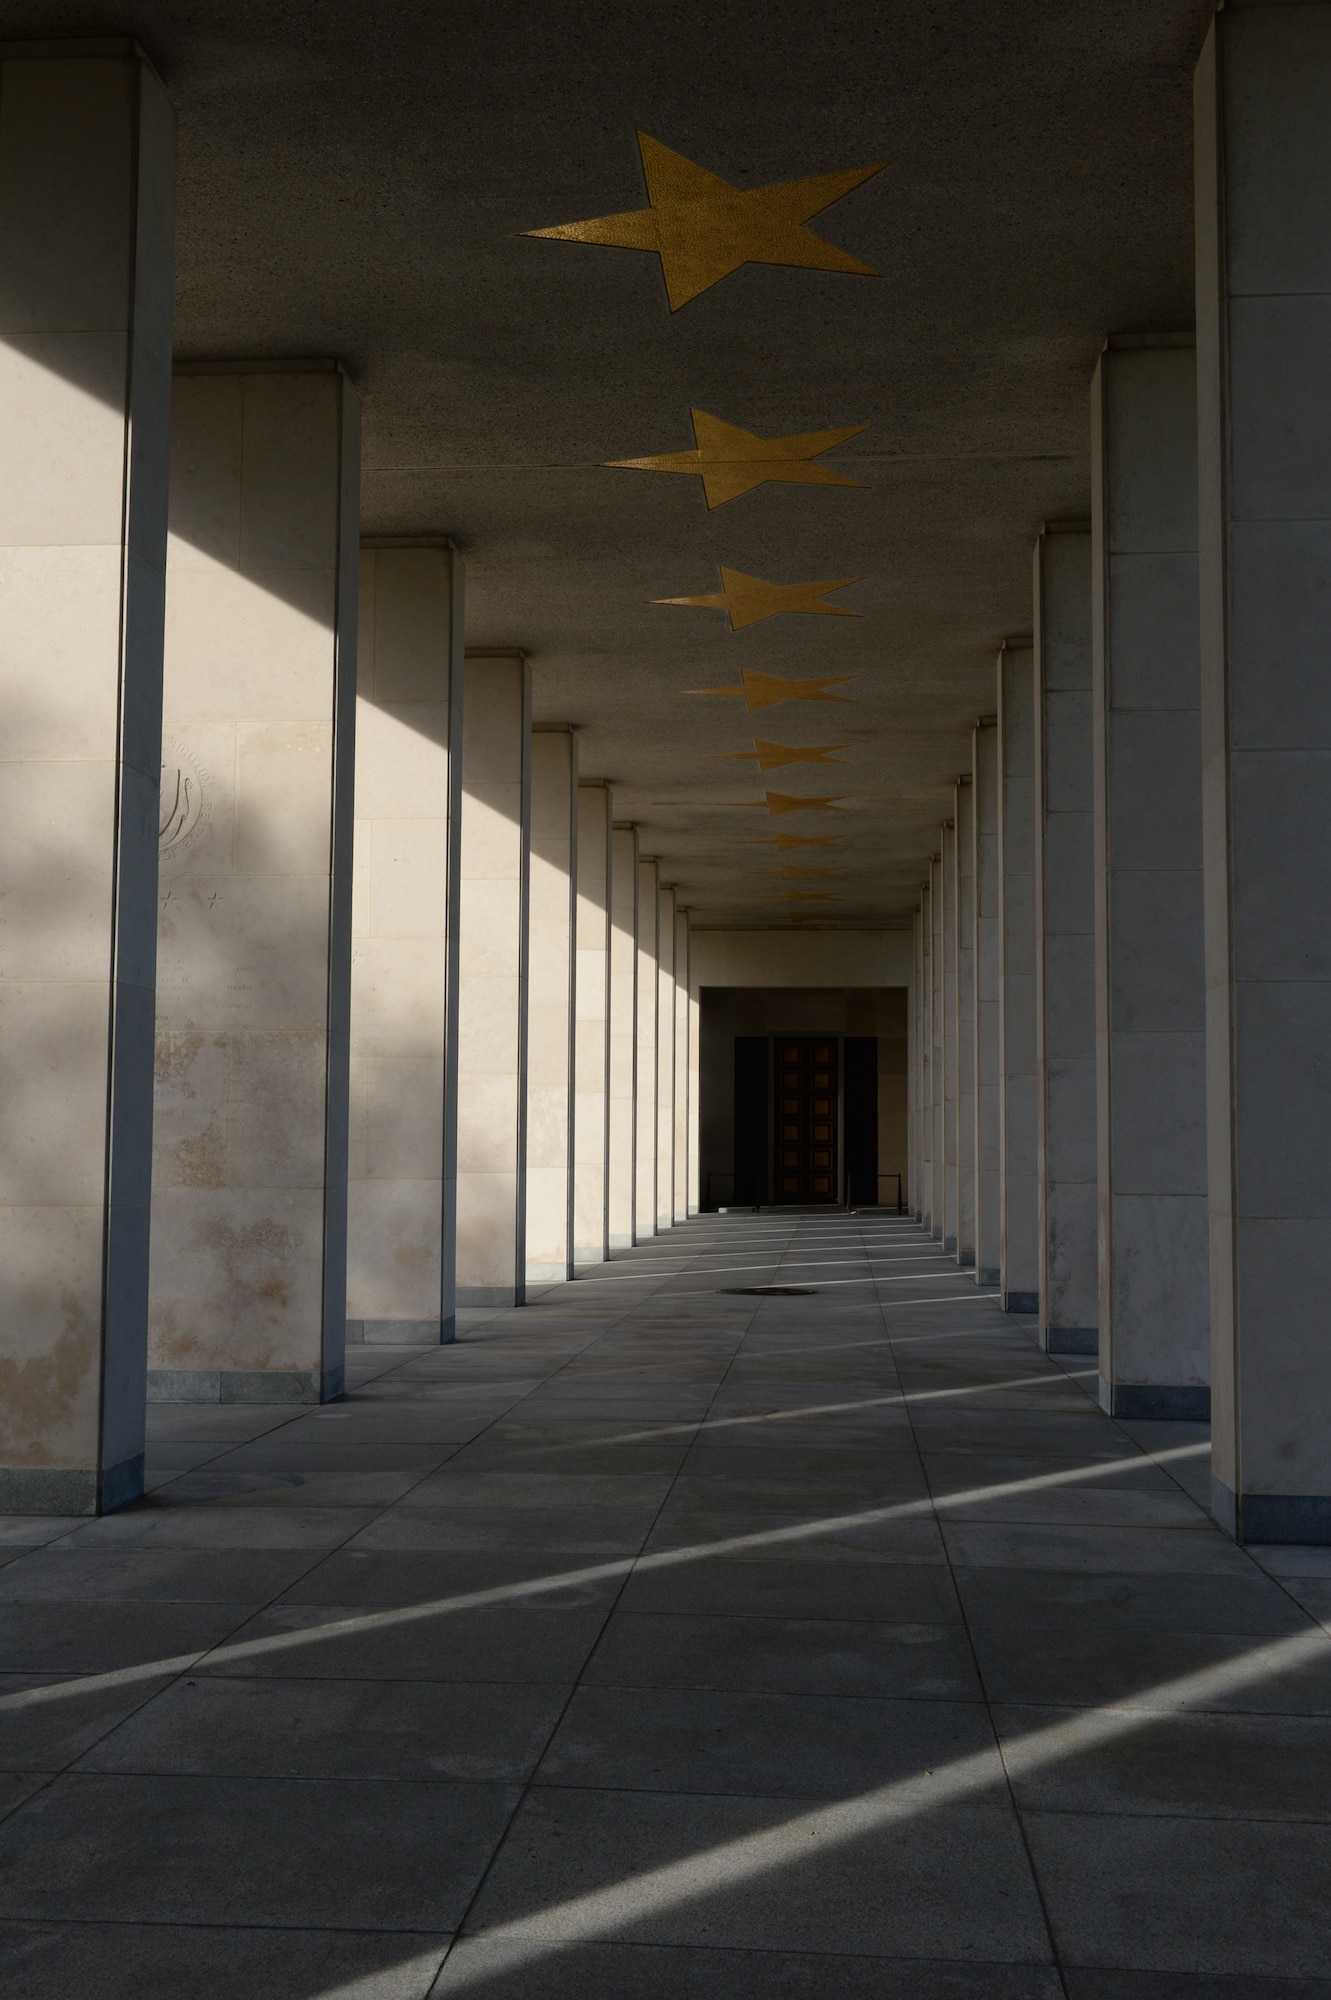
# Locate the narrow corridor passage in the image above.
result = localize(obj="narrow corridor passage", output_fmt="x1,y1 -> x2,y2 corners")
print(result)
2,1216 -> 1330,1994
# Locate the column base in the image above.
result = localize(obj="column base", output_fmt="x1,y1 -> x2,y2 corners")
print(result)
347,1319 -> 442,1346
975,1266 -> 1000,1287
943,1234 -> 957,1253
956,1249 -> 976,1269
1044,1326 -> 1098,1356
1212,1476 -> 1331,1546
608,1234 -> 633,1250
147,1367 -> 345,1405
1001,1291 -> 1040,1314
456,1286 -> 521,1308
525,1264 -> 570,1285
1098,1380 -> 1210,1422
0,1454 -> 144,1517
573,1247 -> 608,1267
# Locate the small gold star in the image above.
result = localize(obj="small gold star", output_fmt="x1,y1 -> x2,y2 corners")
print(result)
727,791 -> 848,816
685,668 -> 854,712
657,566 -> 861,631
607,408 -> 866,508
716,740 -> 848,772
526,133 -> 883,311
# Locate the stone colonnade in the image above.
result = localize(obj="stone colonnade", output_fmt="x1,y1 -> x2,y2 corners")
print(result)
908,0 -> 1331,1543
0,41 -> 697,1514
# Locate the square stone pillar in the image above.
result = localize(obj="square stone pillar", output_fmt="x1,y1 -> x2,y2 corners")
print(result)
972,719 -> 1002,1287
673,907 -> 691,1223
573,783 -> 612,1266
918,882 -> 934,1227
634,855 -> 660,1242
940,822 -> 959,1253
909,911 -> 922,1217
151,361 -> 359,1404
525,727 -> 577,1287
656,882 -> 676,1233
0,45 -> 174,1510
1092,340 -> 1209,1419
1033,526 -> 1098,1354
954,776 -> 977,1268
455,649 -> 531,1307
1197,5 -> 1331,1540
687,962 -> 701,1216
929,853 -> 945,1240
608,824 -> 638,1250
347,541 -> 462,1348
997,641 -> 1039,1313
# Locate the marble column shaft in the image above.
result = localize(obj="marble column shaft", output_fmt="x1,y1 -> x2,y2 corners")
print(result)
607,824 -> 638,1251
1092,339 -> 1209,1419
348,540 -> 463,1347
525,727 -> 577,1287
634,856 -> 660,1243
940,822 -> 959,1254
0,45 -> 174,1509
972,719 -> 1002,1288
454,649 -> 531,1307
997,641 -> 1040,1313
573,784 -> 612,1266
954,777 -> 977,1269
1196,4 -> 1331,1540
1033,525 -> 1099,1354
151,361 -> 359,1404
673,907 -> 691,1223
655,882 -> 676,1233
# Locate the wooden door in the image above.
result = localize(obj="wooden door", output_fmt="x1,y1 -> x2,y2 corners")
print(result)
774,1038 -> 839,1202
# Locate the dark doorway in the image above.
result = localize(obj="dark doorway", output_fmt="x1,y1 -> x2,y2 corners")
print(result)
843,1036 -> 879,1207
733,1035 -> 770,1206
775,1037 -> 839,1203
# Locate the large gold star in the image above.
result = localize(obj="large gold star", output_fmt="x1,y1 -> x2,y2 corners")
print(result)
657,566 -> 861,631
716,740 -> 848,771
685,668 -> 855,712
607,408 -> 867,508
526,133 -> 883,311
727,791 -> 848,816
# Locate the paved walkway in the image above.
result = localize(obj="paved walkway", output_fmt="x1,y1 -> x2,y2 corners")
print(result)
2,1214 -> 1330,1995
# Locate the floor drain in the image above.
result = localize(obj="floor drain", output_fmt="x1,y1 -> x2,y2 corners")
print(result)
719,1285 -> 817,1297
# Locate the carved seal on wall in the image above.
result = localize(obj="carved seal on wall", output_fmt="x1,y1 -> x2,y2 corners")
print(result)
159,739 -> 210,859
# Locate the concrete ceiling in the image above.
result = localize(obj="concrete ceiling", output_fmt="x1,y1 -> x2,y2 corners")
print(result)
15,1 -> 1215,924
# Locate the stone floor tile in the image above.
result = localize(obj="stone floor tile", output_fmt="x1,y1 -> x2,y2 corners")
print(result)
0,1778 -> 53,1824
620,1553 -> 964,1623
0,1547 -> 319,1604
58,1506 -> 380,1551
642,1498 -> 945,1565
581,1609 -> 980,1700
76,1673 -> 567,1782
0,1522 -> 84,1550
941,1522 -> 1257,1576
968,1623 -> 1331,1713
430,1938 -> 1064,1998
461,1785 -> 1053,1961
0,1601 -> 255,1676
953,1566 -> 1310,1637
195,1597 -> 612,1685
0,1772 -> 518,1931
0,1922 -> 451,2000
0,1672 -> 179,1772
346,1505 -> 657,1555
1062,1973 -> 1331,1999
1026,1811 -> 1331,1977
535,1685 -> 1002,1798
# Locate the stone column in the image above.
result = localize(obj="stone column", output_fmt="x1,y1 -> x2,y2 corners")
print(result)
525,727 -> 577,1288
151,361 -> 359,1404
997,641 -> 1040,1313
655,882 -> 676,1233
608,824 -> 638,1250
954,776 -> 977,1268
454,649 -> 531,1306
918,882 -> 934,1228
634,855 -> 660,1242
0,45 -> 174,1510
909,912 -> 921,1217
673,906 -> 691,1223
1196,6 -> 1331,1540
929,853 -> 945,1240
941,819 -> 959,1254
687,967 -> 701,1216
972,719 -> 1001,1287
1033,525 -> 1098,1354
573,783 -> 612,1267
347,541 -> 462,1348
1092,339 -> 1209,1419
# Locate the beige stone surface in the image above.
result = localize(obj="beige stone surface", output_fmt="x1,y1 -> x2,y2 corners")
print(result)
150,363 -> 359,1398
525,729 -> 577,1283
634,856 -> 660,1243
573,785 -> 612,1263
608,825 -> 639,1250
